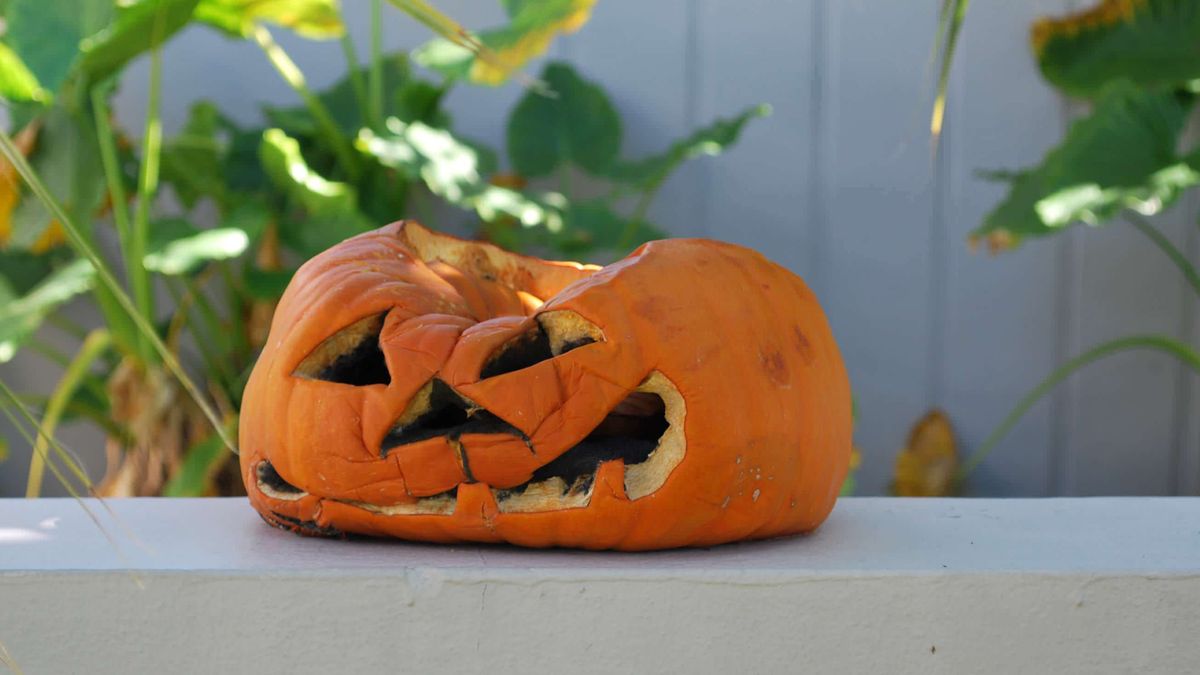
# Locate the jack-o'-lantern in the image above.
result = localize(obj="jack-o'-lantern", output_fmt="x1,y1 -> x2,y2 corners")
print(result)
239,221 -> 851,550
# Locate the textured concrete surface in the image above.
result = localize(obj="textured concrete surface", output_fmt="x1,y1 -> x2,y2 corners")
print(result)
1,497 -> 1198,673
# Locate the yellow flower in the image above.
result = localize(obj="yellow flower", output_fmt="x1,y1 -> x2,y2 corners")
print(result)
892,409 -> 959,497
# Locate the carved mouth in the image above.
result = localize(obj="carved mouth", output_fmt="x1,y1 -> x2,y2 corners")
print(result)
255,371 -> 686,515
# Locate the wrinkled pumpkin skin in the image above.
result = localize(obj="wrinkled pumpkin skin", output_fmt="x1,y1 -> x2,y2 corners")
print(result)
239,221 -> 851,550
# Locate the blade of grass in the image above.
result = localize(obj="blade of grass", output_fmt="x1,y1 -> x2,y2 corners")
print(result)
0,639 -> 24,675
0,130 -> 238,454
1127,213 -> 1200,300
956,335 -> 1200,484
0,377 -> 145,586
931,0 -> 969,147
252,24 -> 360,179
127,2 -> 172,363
26,329 -> 111,497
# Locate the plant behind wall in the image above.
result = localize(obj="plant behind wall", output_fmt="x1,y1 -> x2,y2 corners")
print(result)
911,0 -> 1200,495
0,0 -> 766,498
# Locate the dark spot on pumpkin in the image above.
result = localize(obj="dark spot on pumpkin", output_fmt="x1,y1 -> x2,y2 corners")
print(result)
792,326 -> 815,364
381,379 -> 527,454
760,349 -> 789,386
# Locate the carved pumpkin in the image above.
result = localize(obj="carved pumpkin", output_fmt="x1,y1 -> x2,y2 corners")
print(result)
239,221 -> 851,550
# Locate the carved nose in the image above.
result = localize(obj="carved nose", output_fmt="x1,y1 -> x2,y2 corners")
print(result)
381,379 -> 526,452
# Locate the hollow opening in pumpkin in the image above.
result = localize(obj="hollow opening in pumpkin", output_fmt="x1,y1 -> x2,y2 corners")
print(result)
256,460 -> 305,500
480,318 -> 598,379
293,314 -> 390,386
381,379 -> 525,454
493,371 -> 685,512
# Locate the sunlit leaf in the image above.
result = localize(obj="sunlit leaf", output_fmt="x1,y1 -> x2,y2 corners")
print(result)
260,128 -> 373,255
0,41 -> 47,102
78,0 -> 200,83
507,61 -> 620,177
413,0 -> 594,85
976,81 -> 1195,250
144,228 -> 249,275
195,0 -> 344,39
358,121 -> 559,228
608,104 -> 771,188
0,258 -> 95,362
1033,0 -> 1200,97
892,410 -> 958,497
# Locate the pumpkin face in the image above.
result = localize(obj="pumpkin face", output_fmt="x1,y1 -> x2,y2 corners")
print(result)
240,221 -> 851,550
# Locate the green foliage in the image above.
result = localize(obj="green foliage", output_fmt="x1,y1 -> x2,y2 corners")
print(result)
508,62 -> 620,176
1034,0 -> 1200,97
413,0 -> 594,85
978,83 -> 1198,245
0,259 -> 94,362
195,0 -> 344,39
0,0 -> 763,498
954,0 -> 1200,486
0,42 -> 47,102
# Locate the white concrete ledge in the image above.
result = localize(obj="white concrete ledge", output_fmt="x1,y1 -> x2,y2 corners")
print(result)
1,497 -> 1198,674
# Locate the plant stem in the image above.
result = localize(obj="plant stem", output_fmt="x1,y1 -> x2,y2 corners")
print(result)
27,340 -> 71,368
619,179 -> 665,251
338,24 -> 371,124
955,335 -> 1200,485
369,0 -> 385,130
1127,212 -> 1200,300
90,89 -> 136,287
129,6 -> 170,363
26,330 -> 111,497
0,130 -> 238,454
252,24 -> 360,179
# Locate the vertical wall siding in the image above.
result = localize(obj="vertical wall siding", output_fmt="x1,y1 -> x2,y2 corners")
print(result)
3,1 -> 1198,496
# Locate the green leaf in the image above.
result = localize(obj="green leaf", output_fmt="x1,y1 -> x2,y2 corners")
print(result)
609,104 -> 771,187
9,104 -> 105,249
0,248 -> 61,294
243,266 -> 295,300
413,0 -> 594,85
507,61 -> 620,177
77,0 -> 200,83
358,122 -> 559,228
3,0 -> 113,97
561,200 -> 662,253
221,199 -> 272,242
161,101 -> 227,208
1033,0 -> 1200,97
163,419 -> 237,496
260,128 -> 373,255
0,258 -> 95,362
195,0 -> 344,39
0,41 -> 47,102
977,82 -> 1198,248
144,228 -> 250,275
261,53 -> 412,136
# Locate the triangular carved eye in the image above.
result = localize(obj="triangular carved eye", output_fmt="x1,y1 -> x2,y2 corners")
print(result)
293,314 -> 390,386
480,310 -> 604,379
